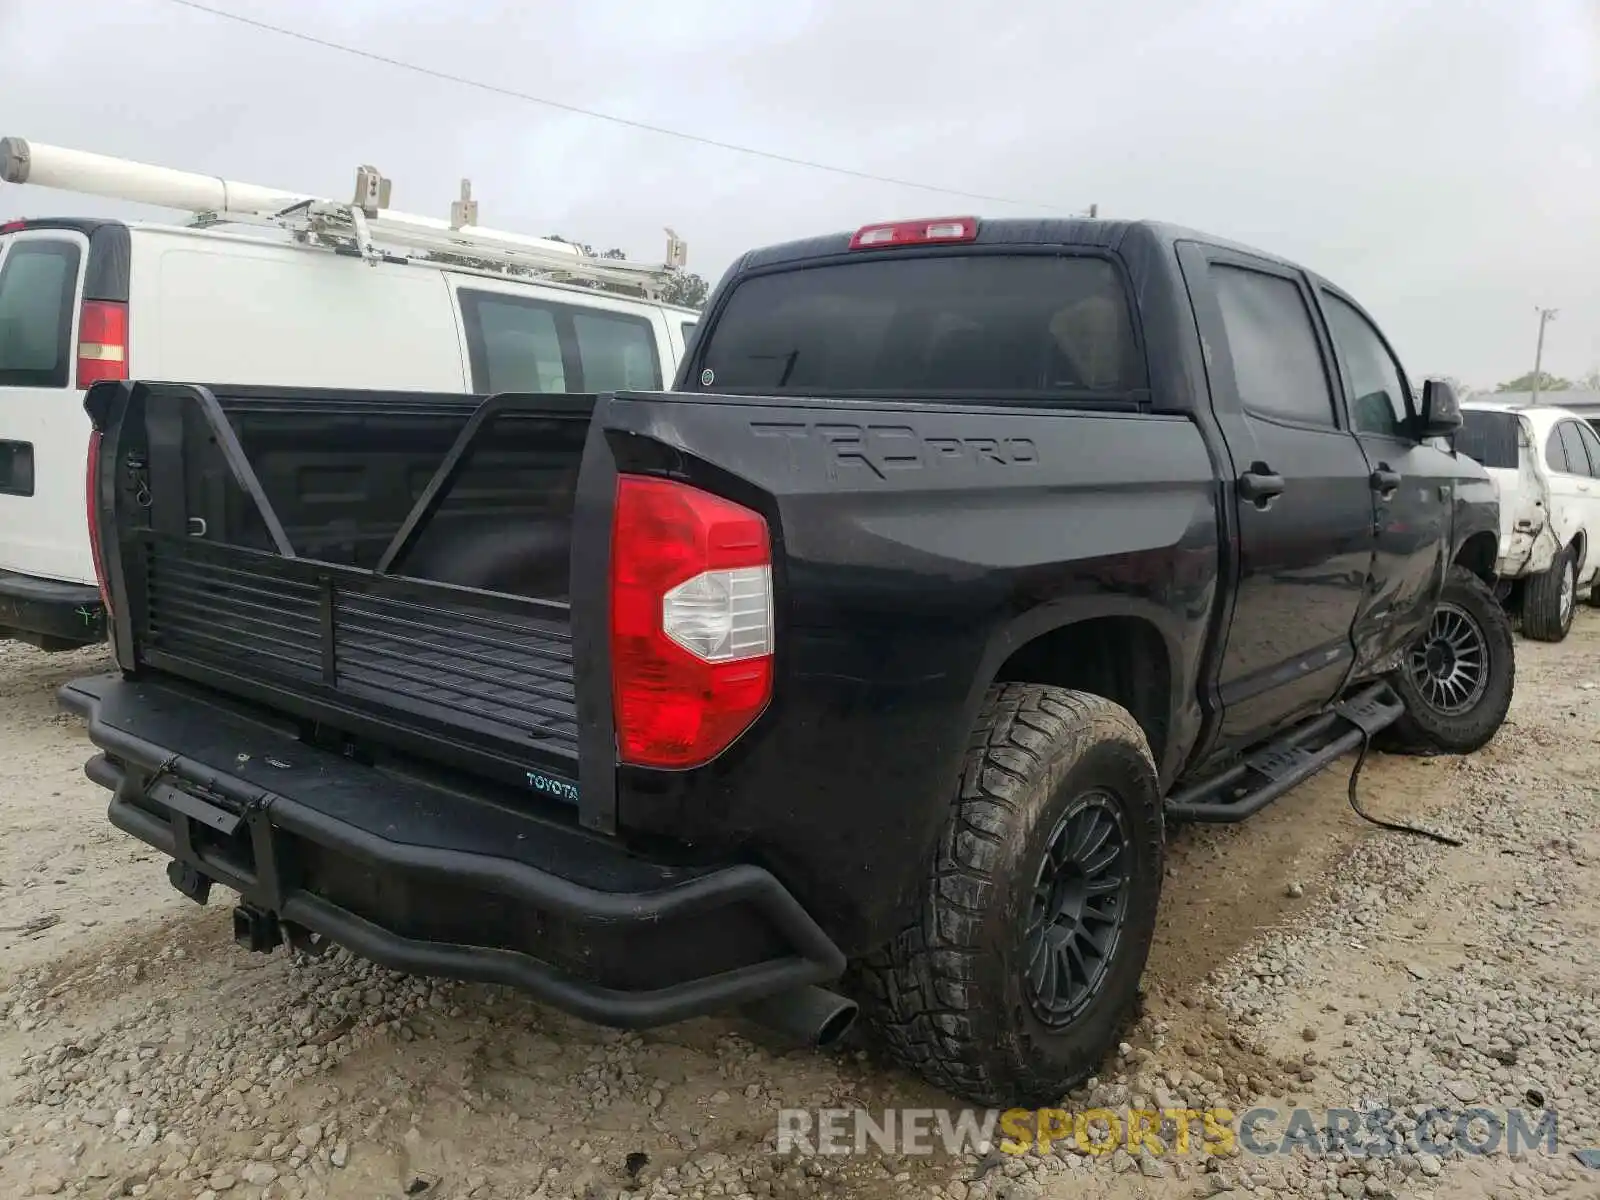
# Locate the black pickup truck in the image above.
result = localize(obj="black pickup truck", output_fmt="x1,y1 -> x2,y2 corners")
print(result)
62,216 -> 1510,1107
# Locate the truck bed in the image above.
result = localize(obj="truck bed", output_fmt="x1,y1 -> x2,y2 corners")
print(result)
98,383 -> 590,792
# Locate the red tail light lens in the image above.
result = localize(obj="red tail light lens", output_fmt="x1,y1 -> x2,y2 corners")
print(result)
77,300 -> 128,387
85,428 -> 113,619
848,216 -> 979,250
611,475 -> 774,769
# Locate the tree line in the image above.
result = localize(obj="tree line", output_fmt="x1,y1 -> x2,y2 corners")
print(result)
1427,368 -> 1600,398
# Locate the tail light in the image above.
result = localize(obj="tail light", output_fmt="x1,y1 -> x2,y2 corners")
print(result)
77,300 -> 128,387
85,428 -> 113,619
611,475 -> 774,768
849,216 -> 978,250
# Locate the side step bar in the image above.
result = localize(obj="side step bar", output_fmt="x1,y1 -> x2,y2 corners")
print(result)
1165,682 -> 1404,823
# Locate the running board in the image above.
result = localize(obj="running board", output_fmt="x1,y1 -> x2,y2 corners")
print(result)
1165,682 -> 1404,823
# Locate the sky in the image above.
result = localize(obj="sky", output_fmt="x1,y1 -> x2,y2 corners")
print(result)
1,0 -> 1595,390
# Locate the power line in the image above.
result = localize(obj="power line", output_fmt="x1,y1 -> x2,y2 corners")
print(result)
163,0 -> 1072,212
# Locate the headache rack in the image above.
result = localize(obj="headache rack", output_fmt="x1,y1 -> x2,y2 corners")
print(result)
99,382 -> 595,801
1,136 -> 687,299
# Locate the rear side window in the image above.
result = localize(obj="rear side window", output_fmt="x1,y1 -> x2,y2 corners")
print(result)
459,290 -> 661,394
0,239 -> 82,388
572,312 -> 659,392
1577,423 -> 1600,478
468,296 -> 566,392
695,254 -> 1142,397
1553,421 -> 1593,476
1544,428 -> 1565,473
1209,264 -> 1334,427
1457,410 -> 1520,469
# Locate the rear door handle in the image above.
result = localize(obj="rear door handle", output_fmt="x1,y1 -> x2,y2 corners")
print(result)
1238,467 -> 1285,508
1370,467 -> 1402,498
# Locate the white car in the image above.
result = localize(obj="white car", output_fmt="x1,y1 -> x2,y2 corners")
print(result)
1458,398 -> 1600,641
0,138 -> 699,651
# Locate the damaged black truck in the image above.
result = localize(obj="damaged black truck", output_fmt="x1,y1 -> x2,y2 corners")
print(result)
63,217 -> 1511,1106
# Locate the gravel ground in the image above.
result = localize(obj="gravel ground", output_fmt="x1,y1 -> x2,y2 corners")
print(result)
0,617 -> 1597,1200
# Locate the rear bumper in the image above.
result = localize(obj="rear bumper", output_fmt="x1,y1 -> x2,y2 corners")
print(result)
0,569 -> 104,649
59,673 -> 844,1028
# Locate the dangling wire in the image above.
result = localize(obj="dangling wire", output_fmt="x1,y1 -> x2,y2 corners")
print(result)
1345,729 -> 1463,847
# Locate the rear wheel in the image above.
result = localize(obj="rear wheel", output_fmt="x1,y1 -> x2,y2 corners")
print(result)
1522,546 -> 1576,642
1382,566 -> 1515,754
854,685 -> 1163,1107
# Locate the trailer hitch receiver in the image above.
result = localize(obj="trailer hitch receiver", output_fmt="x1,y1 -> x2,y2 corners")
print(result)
232,904 -> 282,954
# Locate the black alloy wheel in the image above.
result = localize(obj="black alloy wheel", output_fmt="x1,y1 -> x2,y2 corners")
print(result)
1023,792 -> 1132,1027
1406,601 -> 1490,717
1381,566 -> 1515,755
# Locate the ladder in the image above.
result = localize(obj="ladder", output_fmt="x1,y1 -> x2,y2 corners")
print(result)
0,137 -> 688,298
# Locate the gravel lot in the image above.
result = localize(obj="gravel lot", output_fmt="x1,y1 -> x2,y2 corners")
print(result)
1,619 -> 1596,1200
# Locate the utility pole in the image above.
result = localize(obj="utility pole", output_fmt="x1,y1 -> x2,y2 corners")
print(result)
1531,306 -> 1558,405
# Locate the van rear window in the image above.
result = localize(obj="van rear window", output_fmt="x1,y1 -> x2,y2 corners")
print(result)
1457,409 -> 1520,470
0,239 -> 82,388
694,253 -> 1142,398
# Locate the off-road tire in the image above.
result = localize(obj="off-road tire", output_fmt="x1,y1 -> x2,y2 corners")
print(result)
853,685 -> 1164,1107
1522,545 -> 1576,642
1381,566 -> 1515,755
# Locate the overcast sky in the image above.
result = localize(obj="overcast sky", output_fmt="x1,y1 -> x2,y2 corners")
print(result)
2,0 -> 1595,389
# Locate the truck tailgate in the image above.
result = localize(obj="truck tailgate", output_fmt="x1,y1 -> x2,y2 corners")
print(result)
92,383 -> 592,798
143,542 -> 579,756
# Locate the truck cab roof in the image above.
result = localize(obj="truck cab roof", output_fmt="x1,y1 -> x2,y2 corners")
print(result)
725,217 -> 1307,276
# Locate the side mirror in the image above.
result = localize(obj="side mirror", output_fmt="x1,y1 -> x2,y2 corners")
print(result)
1417,378 -> 1463,439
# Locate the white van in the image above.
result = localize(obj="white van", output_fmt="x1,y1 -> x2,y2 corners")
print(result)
0,142 -> 700,650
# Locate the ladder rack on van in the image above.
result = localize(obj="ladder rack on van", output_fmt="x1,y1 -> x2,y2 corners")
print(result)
0,138 -> 688,299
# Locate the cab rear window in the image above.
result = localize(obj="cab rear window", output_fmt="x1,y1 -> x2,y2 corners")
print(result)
694,253 -> 1142,398
0,239 -> 82,388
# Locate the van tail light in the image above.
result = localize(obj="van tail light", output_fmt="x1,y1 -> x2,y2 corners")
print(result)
611,475 -> 774,769
85,428 -> 113,619
848,216 -> 979,250
77,300 -> 128,387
